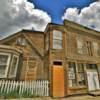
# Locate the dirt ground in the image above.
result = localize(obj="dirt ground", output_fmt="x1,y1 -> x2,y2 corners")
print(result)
7,95 -> 100,100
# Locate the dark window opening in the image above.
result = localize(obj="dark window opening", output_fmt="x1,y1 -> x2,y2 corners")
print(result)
86,64 -> 97,70
53,61 -> 62,65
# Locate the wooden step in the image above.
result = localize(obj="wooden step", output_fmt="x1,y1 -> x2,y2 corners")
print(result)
88,91 -> 100,96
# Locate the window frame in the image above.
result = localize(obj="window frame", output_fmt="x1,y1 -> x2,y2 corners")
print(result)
0,53 -> 11,78
68,61 -> 86,88
16,37 -> 26,46
9,55 -> 19,78
53,30 -> 63,49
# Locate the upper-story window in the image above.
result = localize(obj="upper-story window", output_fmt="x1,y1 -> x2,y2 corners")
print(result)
16,37 -> 26,46
85,41 -> 92,56
53,30 -> 62,49
77,36 -> 92,56
77,39 -> 84,54
93,42 -> 99,57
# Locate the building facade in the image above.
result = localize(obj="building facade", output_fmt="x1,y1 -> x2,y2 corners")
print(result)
0,20 -> 100,97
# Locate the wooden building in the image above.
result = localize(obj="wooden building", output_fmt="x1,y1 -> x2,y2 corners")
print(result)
0,20 -> 100,97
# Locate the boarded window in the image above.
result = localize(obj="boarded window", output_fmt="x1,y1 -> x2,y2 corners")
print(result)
53,30 -> 62,49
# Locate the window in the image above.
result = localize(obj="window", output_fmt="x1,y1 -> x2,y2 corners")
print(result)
77,36 -> 93,56
86,64 -> 97,70
77,63 -> 85,86
9,55 -> 19,77
16,37 -> 26,46
68,62 -> 86,87
53,30 -> 62,49
0,53 -> 11,78
85,41 -> 92,56
93,42 -> 99,57
77,39 -> 84,54
77,38 -> 88,55
68,62 -> 77,87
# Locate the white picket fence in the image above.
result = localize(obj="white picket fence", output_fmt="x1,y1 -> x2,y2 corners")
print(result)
0,80 -> 49,97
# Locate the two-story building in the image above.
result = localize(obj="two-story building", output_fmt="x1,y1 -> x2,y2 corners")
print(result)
0,20 -> 100,97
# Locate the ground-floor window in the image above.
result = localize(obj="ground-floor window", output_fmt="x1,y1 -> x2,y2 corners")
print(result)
9,55 -> 19,77
77,63 -> 86,86
68,62 -> 86,87
0,53 -> 11,78
68,62 -> 77,87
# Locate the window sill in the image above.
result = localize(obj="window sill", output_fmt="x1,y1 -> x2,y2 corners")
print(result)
69,86 -> 87,90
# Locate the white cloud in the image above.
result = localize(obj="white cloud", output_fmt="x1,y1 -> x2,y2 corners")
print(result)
62,1 -> 100,32
0,0 -> 51,38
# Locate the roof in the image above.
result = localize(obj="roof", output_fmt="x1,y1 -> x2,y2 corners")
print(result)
0,30 -> 44,59
0,29 -> 44,43
64,20 -> 100,37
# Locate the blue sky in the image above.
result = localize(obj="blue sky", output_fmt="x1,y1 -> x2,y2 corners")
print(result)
0,0 -> 99,38
28,0 -> 96,23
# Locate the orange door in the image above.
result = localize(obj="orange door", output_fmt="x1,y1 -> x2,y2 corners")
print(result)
52,65 -> 65,97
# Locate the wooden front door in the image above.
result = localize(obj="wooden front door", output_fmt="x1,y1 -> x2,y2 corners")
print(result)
52,62 -> 65,97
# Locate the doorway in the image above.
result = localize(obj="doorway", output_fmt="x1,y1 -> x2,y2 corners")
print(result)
51,61 -> 65,97
86,64 -> 100,91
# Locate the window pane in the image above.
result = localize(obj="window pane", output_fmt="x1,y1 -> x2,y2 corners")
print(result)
69,79 -> 77,87
93,42 -> 99,56
77,40 -> 83,54
9,56 -> 18,76
86,64 -> 97,70
53,30 -> 62,40
16,38 -> 26,46
68,62 -> 77,87
0,55 -> 8,64
77,63 -> 84,72
0,65 -> 6,76
53,39 -> 62,49
68,62 -> 76,73
78,73 -> 86,86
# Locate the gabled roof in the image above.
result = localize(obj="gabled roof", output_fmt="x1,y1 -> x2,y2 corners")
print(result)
0,30 -> 44,59
0,30 -> 44,43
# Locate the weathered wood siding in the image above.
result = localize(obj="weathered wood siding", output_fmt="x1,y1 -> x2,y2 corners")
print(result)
1,31 -> 45,81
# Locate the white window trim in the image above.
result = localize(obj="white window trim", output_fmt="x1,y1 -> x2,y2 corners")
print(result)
9,55 -> 19,78
0,53 -> 11,78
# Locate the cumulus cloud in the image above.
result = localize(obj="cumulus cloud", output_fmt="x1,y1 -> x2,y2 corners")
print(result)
0,0 -> 51,38
62,1 -> 100,32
